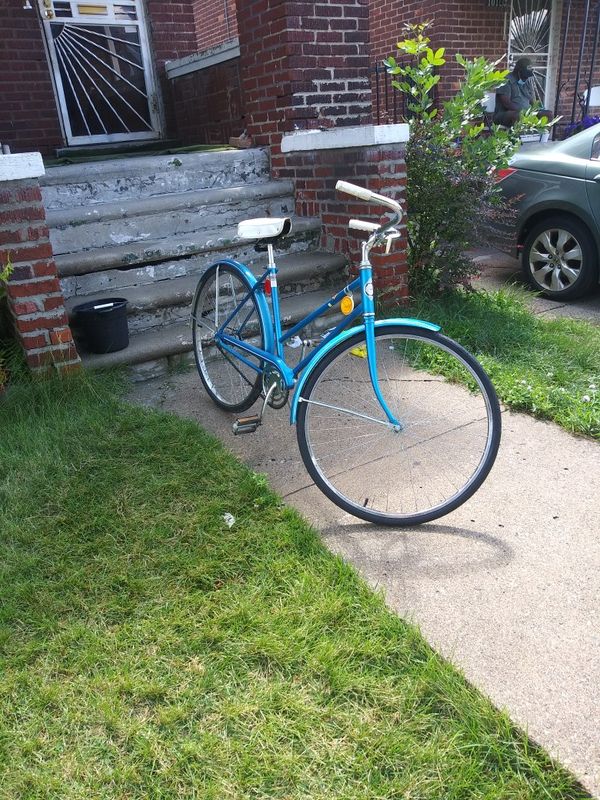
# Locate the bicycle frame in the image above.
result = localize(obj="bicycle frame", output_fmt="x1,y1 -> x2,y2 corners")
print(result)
202,242 -> 436,429
214,258 -> 362,390
200,181 -> 439,427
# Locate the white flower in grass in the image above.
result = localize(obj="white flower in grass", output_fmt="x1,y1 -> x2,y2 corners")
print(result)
589,383 -> 597,390
582,395 -> 591,403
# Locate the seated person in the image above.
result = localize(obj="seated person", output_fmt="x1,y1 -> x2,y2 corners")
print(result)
494,58 -> 552,126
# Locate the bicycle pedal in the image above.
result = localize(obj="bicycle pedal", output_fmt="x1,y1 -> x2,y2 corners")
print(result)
233,414 -> 261,435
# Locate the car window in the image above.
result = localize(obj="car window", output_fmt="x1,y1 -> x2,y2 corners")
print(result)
592,131 -> 600,160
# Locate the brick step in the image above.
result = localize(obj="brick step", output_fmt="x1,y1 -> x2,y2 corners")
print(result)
40,148 -> 270,210
55,216 -> 321,278
47,181 -> 296,256
79,288 -> 350,381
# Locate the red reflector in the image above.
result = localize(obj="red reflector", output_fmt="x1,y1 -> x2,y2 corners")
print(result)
495,167 -> 517,182
264,277 -> 272,296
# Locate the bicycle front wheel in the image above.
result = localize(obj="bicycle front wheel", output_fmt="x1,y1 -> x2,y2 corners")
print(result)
296,325 -> 501,526
192,262 -> 266,411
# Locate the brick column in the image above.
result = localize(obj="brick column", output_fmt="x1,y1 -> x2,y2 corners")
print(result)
236,1 -> 409,303
236,0 -> 372,177
0,154 -> 80,374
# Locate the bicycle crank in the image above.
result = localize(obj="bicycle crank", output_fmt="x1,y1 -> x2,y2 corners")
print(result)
263,367 -> 289,409
233,377 -> 282,435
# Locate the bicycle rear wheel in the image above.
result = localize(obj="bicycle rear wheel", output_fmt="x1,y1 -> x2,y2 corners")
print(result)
296,324 -> 501,526
192,262 -> 266,411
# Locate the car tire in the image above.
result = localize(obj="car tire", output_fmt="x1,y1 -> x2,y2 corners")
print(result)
521,215 -> 598,300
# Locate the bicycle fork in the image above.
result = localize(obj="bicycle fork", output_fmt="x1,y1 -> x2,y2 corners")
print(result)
359,254 -> 403,432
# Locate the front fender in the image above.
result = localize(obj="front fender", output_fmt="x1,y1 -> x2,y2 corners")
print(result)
289,317 -> 441,424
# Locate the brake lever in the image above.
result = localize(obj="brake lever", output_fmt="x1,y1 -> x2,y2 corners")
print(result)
384,229 -> 401,254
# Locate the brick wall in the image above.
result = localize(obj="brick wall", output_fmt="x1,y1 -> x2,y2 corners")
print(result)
146,0 -> 199,66
368,0 -> 600,130
145,0 -> 201,139
554,0 -> 600,127
193,0 -> 238,50
170,59 -> 244,145
369,0 -> 507,104
282,138 -> 408,300
0,0 -> 63,156
1,179 -> 80,373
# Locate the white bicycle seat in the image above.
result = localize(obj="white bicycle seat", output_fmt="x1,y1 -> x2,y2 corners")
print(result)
237,217 -> 292,241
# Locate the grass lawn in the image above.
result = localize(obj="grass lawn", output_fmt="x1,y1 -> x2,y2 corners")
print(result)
0,374 -> 590,799
395,289 -> 600,438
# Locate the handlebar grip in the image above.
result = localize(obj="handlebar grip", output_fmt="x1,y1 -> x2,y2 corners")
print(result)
349,219 -> 380,233
335,180 -> 374,202
336,180 -> 403,219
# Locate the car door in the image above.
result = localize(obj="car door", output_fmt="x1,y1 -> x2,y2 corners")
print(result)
585,128 -> 600,232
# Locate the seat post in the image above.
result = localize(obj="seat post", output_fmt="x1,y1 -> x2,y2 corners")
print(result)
265,240 -> 284,359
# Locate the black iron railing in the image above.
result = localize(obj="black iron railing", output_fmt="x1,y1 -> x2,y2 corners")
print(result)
372,63 -> 407,124
372,62 -> 440,125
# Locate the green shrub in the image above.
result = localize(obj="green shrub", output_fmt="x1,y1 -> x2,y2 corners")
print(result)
385,22 -> 555,297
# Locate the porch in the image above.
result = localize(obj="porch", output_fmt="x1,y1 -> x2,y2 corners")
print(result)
369,0 -> 600,140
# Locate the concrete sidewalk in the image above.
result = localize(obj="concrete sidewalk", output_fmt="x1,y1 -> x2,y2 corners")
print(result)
468,246 -> 600,324
130,361 -> 600,797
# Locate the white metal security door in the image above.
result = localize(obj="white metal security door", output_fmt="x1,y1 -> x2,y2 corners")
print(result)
508,0 -> 560,107
38,0 -> 162,145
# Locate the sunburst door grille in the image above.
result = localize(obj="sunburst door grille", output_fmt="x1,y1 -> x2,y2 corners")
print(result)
41,1 -> 159,143
509,0 -> 554,104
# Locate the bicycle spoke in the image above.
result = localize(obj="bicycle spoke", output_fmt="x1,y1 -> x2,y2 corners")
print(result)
193,264 -> 266,411
297,327 -> 500,525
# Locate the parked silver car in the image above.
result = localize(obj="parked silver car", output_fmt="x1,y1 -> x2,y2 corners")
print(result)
495,124 -> 600,299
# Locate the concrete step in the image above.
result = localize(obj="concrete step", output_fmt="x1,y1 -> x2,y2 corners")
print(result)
65,251 -> 348,335
64,251 -> 346,312
60,245 -> 261,299
54,138 -> 180,159
55,216 -> 321,278
79,287 -> 351,380
59,239 -> 326,299
48,181 -> 296,256
40,148 -> 270,209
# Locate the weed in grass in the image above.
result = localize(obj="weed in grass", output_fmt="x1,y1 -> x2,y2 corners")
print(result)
0,373 -> 591,799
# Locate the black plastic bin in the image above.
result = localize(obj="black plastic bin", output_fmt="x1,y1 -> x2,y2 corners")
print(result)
72,298 -> 129,354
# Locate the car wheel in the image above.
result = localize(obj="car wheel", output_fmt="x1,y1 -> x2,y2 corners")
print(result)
522,216 -> 598,300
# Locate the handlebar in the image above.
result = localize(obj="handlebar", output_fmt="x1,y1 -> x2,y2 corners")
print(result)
336,181 -> 403,256
335,180 -> 403,218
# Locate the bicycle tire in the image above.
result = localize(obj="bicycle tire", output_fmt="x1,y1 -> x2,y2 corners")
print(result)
296,324 -> 501,526
192,262 -> 266,412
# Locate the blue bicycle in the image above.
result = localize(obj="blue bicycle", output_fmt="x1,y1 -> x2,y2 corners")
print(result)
191,181 -> 501,526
